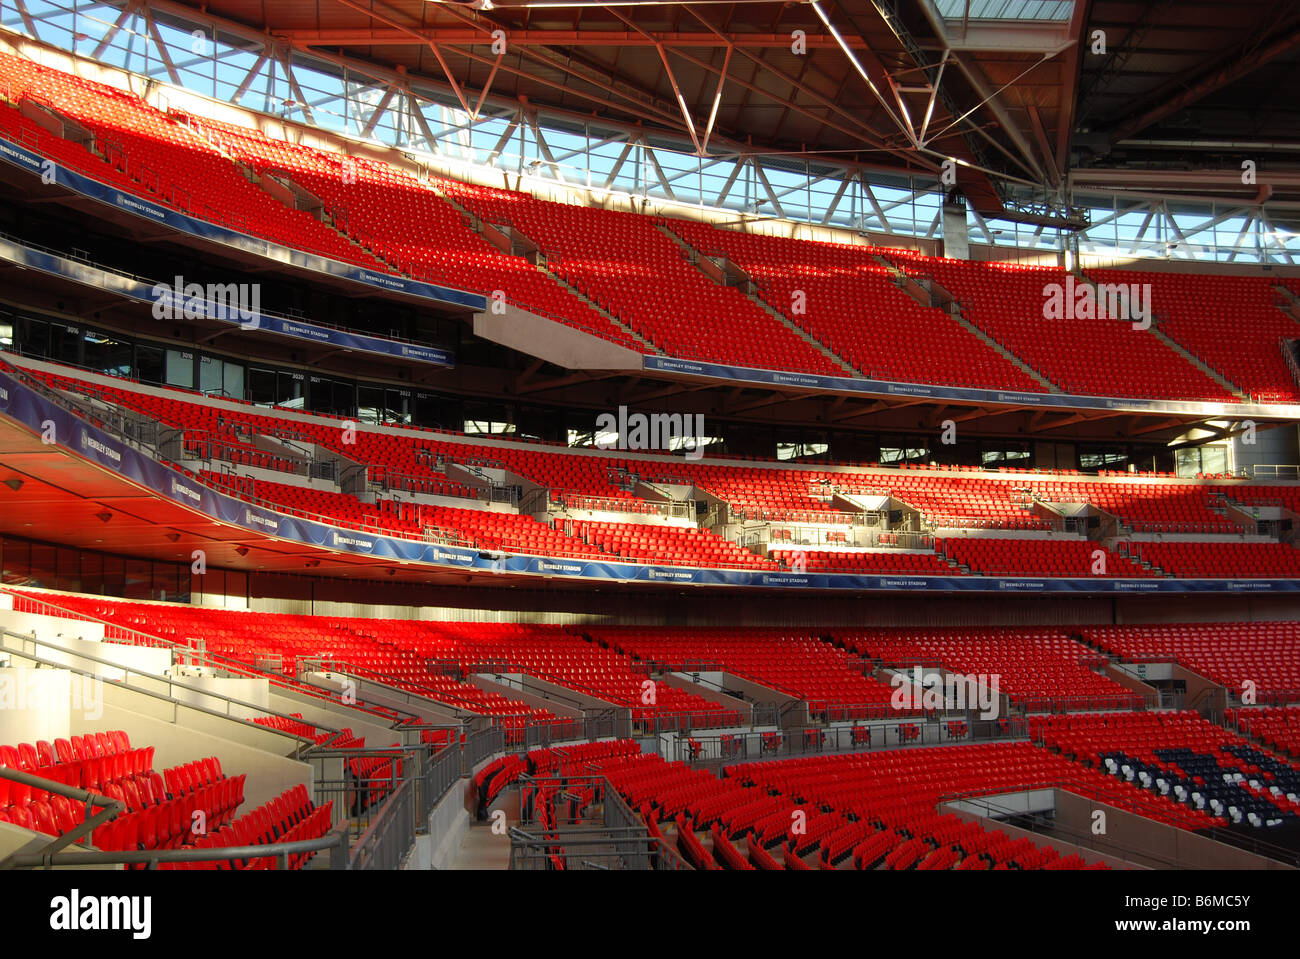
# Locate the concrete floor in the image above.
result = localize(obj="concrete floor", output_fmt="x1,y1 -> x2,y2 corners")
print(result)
448,790 -> 519,870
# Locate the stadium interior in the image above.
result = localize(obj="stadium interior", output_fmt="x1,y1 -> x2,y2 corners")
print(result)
0,0 -> 1299,881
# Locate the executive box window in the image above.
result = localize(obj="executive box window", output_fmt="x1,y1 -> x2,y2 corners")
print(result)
249,367 -> 305,409
308,375 -> 355,416
200,354 -> 245,399
83,329 -> 132,377
166,349 -> 196,390
51,321 -> 82,366
0,536 -> 191,603
7,312 -> 49,357
136,344 -> 166,385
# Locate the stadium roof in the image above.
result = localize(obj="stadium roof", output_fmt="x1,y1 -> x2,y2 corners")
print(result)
112,0 -> 1298,228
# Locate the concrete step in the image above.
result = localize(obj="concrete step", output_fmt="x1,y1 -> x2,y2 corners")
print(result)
1274,283 -> 1300,317
657,225 -> 859,376
427,183 -> 659,351
535,264 -> 662,354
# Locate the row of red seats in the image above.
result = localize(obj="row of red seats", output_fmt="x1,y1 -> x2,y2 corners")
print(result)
1229,706 -> 1300,758
883,250 -> 1238,402
1082,621 -> 1300,697
1117,540 -> 1300,578
667,218 -> 1044,392
175,784 -> 330,870
937,538 -> 1157,578
36,367 -> 1296,546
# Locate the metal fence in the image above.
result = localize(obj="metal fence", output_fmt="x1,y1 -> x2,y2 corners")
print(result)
463,725 -> 506,772
674,716 -> 1030,764
508,773 -> 664,870
349,777 -> 417,871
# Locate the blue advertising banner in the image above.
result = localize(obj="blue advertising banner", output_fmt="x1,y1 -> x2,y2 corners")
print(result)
644,354 -> 1300,419
0,236 -> 455,367
0,367 -> 1295,595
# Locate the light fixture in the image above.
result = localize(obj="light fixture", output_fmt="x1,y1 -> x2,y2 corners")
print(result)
2,478 -> 22,492
165,532 -> 181,542
96,511 -> 112,523
235,546 -> 250,557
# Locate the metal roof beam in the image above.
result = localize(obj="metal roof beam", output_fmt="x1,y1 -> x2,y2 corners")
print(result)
282,29 -> 870,49
1109,20 -> 1300,143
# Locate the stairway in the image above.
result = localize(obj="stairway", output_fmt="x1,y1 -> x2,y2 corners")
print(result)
1112,542 -> 1171,578
1274,283 -> 1300,318
535,265 -> 663,353
1145,321 -> 1249,400
427,183 -> 661,352
873,256 -> 1061,393
1068,270 -> 1249,400
656,225 -> 860,377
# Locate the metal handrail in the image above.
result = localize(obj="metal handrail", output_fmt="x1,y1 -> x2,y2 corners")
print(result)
0,629 -> 325,756
0,767 -> 124,869
3,586 -> 410,725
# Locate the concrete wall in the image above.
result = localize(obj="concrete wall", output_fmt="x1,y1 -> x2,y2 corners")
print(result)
1053,791 -> 1293,870
660,673 -> 753,725
469,674 -> 584,720
303,671 -> 462,724
266,689 -> 400,746
0,822 -> 118,868
474,304 -> 643,372
169,674 -> 268,721
0,667 -> 75,744
944,800 -> 1140,870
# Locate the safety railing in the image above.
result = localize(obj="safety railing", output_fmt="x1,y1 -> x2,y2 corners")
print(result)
676,716 -> 1030,765
0,767 -> 351,870
348,773 -> 416,871
2,587 -> 409,726
0,767 -> 124,869
0,629 -> 325,759
1251,464 -> 1300,480
463,725 -> 506,772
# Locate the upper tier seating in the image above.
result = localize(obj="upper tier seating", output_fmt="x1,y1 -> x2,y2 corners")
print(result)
882,250 -> 1239,402
667,218 -> 1044,392
1,52 -> 1296,403
177,113 -> 641,349
1091,269 -> 1300,404
0,54 -> 383,268
440,180 -> 847,375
